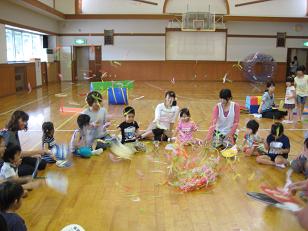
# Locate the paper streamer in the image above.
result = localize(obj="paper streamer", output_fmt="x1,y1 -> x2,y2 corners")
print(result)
45,171 -> 68,194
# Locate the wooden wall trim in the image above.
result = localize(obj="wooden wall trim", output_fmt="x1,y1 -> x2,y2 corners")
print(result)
166,28 -> 228,32
224,15 -> 308,22
228,34 -> 276,38
225,0 -> 230,15
99,60 -> 287,82
64,14 -> 180,20
21,0 -> 65,19
235,0 -> 273,7
62,14 -> 308,23
163,0 -> 169,13
228,34 -> 308,39
0,19 -> 57,35
58,33 -> 165,36
75,0 -> 82,14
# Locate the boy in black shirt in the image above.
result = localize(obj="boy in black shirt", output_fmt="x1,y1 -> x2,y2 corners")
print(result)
118,106 -> 146,152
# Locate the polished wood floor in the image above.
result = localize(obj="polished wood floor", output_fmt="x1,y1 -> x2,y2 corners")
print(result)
0,81 -> 307,231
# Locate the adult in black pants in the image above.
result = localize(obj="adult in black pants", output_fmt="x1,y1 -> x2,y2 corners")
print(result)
258,81 -> 287,120
1,111 -> 46,176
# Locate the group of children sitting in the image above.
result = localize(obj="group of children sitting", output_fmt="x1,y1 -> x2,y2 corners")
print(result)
0,86 -> 308,230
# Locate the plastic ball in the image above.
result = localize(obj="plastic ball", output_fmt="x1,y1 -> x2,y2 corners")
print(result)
242,52 -> 277,83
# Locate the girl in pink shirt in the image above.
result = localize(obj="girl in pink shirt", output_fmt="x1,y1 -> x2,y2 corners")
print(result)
205,89 -> 240,148
175,108 -> 198,145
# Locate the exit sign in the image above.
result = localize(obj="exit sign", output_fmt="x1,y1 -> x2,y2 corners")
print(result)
74,39 -> 87,45
304,42 -> 308,47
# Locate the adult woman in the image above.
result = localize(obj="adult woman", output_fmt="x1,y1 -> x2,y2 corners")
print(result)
205,89 -> 240,148
1,111 -> 46,176
141,91 -> 179,142
294,65 -> 308,122
258,81 -> 287,120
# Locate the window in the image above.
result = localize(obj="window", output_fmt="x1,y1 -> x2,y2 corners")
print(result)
5,27 -> 47,62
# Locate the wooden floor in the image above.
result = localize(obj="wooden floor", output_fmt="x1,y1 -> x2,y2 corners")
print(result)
0,81 -> 307,231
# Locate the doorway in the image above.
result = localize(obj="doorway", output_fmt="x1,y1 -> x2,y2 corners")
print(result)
72,46 -> 102,82
287,48 -> 308,76
76,46 -> 90,81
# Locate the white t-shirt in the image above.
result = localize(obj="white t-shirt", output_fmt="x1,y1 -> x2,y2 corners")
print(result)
0,162 -> 18,179
83,107 -> 107,138
294,75 -> 308,97
154,103 -> 179,130
285,86 -> 296,104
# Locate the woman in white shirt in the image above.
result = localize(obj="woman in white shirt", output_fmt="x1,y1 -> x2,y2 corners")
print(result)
141,91 -> 179,141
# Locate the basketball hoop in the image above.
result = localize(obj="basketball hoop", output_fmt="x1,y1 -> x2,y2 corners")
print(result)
181,12 -> 216,32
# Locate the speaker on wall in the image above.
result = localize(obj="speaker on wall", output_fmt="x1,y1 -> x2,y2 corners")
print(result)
43,35 -> 48,48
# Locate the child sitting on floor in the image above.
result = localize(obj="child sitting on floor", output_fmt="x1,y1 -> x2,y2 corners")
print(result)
0,145 -> 42,191
70,114 -> 103,158
174,108 -> 199,145
83,91 -> 111,150
242,120 -> 265,156
0,181 -> 27,231
117,106 -> 146,153
291,138 -> 308,178
256,122 -> 290,168
41,122 -> 56,163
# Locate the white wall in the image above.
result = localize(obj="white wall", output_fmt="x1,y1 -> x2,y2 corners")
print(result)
229,0 -> 307,17
227,37 -> 286,62
55,0 -> 75,14
0,24 -> 7,63
227,22 -> 308,36
59,20 -> 168,33
82,0 -> 165,14
0,0 -> 59,33
227,21 -> 308,62
59,35 -> 165,60
166,0 -> 227,14
166,31 -> 226,60
38,0 -> 53,8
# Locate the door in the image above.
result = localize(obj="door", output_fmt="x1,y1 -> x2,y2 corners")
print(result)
76,46 -> 90,81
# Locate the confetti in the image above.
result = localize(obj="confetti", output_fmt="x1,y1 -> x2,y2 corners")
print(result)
232,61 -> 243,71
55,93 -> 68,97
130,196 -> 141,202
133,96 -> 145,101
222,73 -> 232,84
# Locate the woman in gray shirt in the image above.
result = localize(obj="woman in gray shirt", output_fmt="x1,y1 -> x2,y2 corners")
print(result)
258,81 -> 287,120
